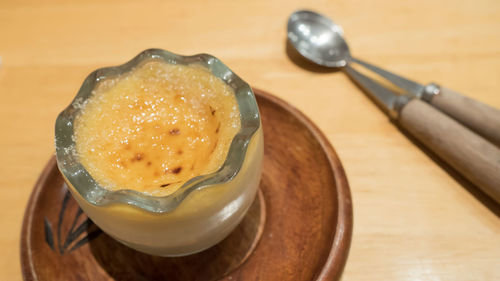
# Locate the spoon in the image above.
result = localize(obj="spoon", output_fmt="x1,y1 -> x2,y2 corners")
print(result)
287,9 -> 500,147
287,10 -> 500,203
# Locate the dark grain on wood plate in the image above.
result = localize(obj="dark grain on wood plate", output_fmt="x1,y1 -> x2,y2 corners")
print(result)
20,89 -> 353,281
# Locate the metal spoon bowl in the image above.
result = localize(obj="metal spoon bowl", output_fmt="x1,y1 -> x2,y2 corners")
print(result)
287,10 -> 351,68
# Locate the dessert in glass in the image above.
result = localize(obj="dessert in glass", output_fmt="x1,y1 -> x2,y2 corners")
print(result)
55,49 -> 263,256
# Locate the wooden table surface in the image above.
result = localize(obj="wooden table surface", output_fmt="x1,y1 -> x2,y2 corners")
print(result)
1,0 -> 499,280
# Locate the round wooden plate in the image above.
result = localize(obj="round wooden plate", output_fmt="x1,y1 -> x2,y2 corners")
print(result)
21,89 -> 353,281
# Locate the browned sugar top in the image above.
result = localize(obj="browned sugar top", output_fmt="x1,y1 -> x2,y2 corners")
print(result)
74,60 -> 241,196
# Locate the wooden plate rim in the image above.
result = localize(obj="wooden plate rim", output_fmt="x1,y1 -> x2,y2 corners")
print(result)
253,88 -> 353,280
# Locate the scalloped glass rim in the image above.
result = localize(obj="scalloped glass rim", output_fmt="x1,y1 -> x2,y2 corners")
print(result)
55,48 -> 260,213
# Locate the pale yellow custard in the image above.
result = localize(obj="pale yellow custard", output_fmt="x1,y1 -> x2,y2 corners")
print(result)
74,60 -> 241,196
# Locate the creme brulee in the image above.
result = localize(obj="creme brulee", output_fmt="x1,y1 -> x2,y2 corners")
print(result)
74,60 -> 241,196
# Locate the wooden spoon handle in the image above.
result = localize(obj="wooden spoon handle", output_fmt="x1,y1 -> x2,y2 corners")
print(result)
429,87 -> 500,147
398,99 -> 500,203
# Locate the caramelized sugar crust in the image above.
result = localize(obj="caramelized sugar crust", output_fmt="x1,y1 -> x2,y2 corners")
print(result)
74,60 -> 241,196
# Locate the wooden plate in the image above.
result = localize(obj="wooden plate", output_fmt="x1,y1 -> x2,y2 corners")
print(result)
21,89 -> 353,281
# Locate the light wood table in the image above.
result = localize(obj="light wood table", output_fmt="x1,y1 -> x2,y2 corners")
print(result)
1,0 -> 499,280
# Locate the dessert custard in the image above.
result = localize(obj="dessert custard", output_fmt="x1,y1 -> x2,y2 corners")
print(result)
74,60 -> 241,196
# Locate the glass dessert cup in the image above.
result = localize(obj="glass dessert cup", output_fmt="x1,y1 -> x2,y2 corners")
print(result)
55,49 -> 263,257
